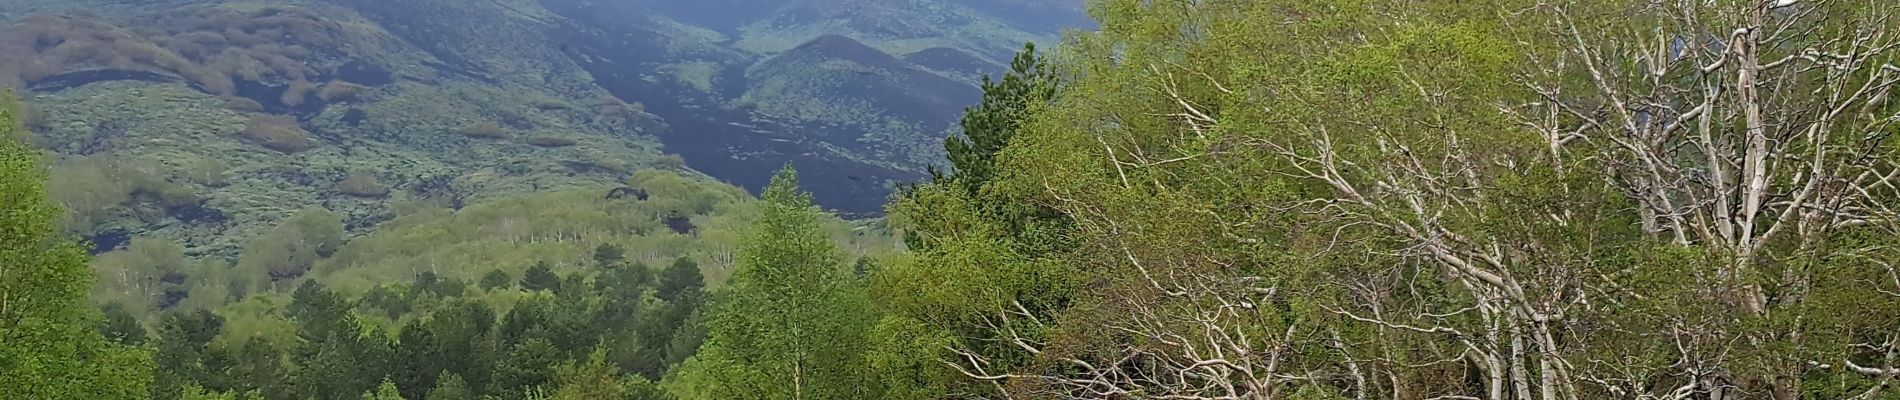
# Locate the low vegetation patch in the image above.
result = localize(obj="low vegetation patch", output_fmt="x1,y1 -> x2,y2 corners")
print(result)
19,100 -> 47,129
241,115 -> 318,153
223,97 -> 265,112
2,7 -> 374,110
526,135 -> 578,147
336,172 -> 389,198
529,98 -> 574,110
47,156 -> 203,234
316,80 -> 370,102
459,121 -> 508,139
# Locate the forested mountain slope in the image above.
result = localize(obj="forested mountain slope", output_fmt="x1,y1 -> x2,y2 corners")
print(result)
11,0 -> 1899,400
0,0 -> 1083,262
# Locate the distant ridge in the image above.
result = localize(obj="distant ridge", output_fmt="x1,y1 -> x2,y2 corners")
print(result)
747,34 -> 980,128
904,47 -> 1007,78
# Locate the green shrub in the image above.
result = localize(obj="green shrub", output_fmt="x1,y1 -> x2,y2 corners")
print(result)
47,156 -> 202,234
222,96 -> 264,112
587,96 -> 649,126
526,135 -> 577,148
337,173 -> 388,198
572,158 -> 631,175
180,158 -> 228,188
97,303 -> 148,345
236,207 -> 344,282
593,243 -> 626,266
316,80 -> 369,102
521,262 -> 560,292
174,259 -> 244,312
143,180 -> 202,211
655,154 -> 687,170
657,257 -> 703,301
89,237 -> 189,318
241,115 -> 318,153
460,121 -> 507,139
529,98 -> 574,110
480,269 -> 513,291
18,100 -> 46,129
280,79 -> 317,107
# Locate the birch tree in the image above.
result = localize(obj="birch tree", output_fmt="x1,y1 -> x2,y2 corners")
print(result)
676,167 -> 875,400
0,93 -> 154,399
906,0 -> 1900,398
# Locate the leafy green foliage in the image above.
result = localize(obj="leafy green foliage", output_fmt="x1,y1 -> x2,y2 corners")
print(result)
480,269 -> 513,291
677,167 -> 877,399
525,135 -> 579,148
337,173 -> 390,198
657,257 -> 704,302
362,379 -> 404,400
521,263 -> 561,292
424,373 -> 473,400
0,92 -> 154,399
594,243 -> 627,266
47,155 -> 203,235
873,42 -> 1079,396
16,0 -> 1900,399
935,42 -> 1056,194
543,349 -> 667,400
287,281 -> 393,400
98,302 -> 150,345
875,0 -> 1900,398
240,115 -> 319,154
152,309 -> 227,400
459,121 -> 509,139
123,208 -> 742,399
91,237 -> 192,317
236,207 -> 345,282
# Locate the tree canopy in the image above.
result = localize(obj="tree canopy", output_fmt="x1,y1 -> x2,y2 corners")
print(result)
0,92 -> 154,399
8,1 -> 1900,399
672,167 -> 877,399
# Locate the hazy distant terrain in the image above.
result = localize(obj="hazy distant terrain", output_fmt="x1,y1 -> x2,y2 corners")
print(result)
0,0 -> 1087,257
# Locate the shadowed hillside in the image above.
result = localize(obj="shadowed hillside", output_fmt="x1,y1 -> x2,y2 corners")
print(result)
2,0 -> 1083,258
744,35 -> 981,131
903,47 -> 1007,82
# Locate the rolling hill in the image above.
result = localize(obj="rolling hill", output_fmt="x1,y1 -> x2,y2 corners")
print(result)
0,0 -> 1086,259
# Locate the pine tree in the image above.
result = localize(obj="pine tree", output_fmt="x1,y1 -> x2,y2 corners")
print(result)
656,257 -> 703,301
98,303 -> 149,345
361,378 -> 404,400
545,348 -> 664,400
520,262 -> 561,292
935,42 -> 1057,194
479,269 -> 513,291
152,310 -> 227,400
287,281 -> 390,400
423,372 -> 472,400
593,243 -> 627,266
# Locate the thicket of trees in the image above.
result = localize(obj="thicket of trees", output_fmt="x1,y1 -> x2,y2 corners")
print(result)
8,0 -> 1900,399
2,93 -> 154,399
668,168 -> 879,399
130,249 -> 708,400
875,0 -> 1900,398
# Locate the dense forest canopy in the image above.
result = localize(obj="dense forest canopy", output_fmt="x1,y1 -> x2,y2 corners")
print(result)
5,0 -> 1900,399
